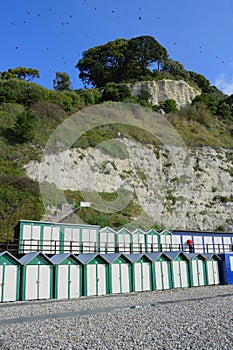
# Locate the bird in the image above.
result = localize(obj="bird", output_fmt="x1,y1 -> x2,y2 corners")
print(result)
138,16 -> 141,20
15,46 -> 19,49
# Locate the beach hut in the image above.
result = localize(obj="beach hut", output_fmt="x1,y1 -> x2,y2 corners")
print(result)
0,251 -> 21,302
159,230 -> 172,251
146,252 -> 172,291
145,229 -> 160,253
20,252 -> 54,301
50,253 -> 82,299
102,253 -> 132,294
166,251 -> 190,288
77,253 -> 109,296
99,227 -> 116,253
131,229 -> 146,253
125,254 -> 152,292
202,253 -> 221,285
185,253 -> 207,287
115,228 -> 132,253
218,253 -> 233,285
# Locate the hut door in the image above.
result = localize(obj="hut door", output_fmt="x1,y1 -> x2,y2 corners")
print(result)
3,266 -> 17,302
70,265 -> 81,298
213,261 -> 220,284
39,265 -> 51,299
112,264 -> 120,294
58,265 -> 68,298
121,264 -> 130,293
87,264 -> 106,296
172,261 -> 188,288
25,265 -> 38,300
97,264 -> 106,295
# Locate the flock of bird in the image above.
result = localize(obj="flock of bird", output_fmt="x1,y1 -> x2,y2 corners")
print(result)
6,3 -> 226,84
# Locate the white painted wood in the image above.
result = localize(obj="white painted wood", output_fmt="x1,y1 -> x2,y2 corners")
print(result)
172,261 -> 181,288
57,265 -> 68,299
39,265 -> 51,299
23,225 -> 32,252
142,263 -> 151,291
87,265 -> 96,296
4,266 -> 17,302
213,236 -> 222,253
97,264 -> 106,295
204,237 -> 214,253
121,264 -> 130,293
111,264 -> 120,294
193,236 -> 203,253
146,234 -> 158,252
32,225 -> 40,240
70,265 -> 81,298
213,261 -> 220,284
180,261 -> 188,287
191,261 -> 199,286
25,266 -> 38,300
64,228 -> 72,242
198,260 -> 205,286
43,227 -> 52,253
134,263 -> 142,291
154,262 -> 163,290
206,261 -> 214,285
171,235 -> 181,251
182,235 -> 192,252
162,262 -> 170,289
160,235 -> 171,251
223,236 -> 232,252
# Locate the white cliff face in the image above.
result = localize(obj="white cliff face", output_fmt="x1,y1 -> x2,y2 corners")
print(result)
128,80 -> 201,109
25,139 -> 233,231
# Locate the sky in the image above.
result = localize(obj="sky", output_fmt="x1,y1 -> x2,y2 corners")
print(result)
1,0 -> 233,94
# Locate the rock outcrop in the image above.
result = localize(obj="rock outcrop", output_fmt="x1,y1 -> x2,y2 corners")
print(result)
128,79 -> 201,109
25,139 -> 233,231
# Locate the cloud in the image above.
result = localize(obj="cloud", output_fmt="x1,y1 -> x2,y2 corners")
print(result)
215,74 -> 233,95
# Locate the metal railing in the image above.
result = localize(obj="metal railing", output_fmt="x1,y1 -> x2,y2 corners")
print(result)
0,239 -> 232,255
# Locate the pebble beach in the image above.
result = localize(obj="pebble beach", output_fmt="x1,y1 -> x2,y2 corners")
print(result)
0,285 -> 233,350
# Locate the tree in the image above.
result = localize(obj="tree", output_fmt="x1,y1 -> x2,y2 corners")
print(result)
53,72 -> 71,91
217,102 -> 232,120
192,93 -> 219,114
188,71 -> 210,92
161,99 -> 178,113
0,67 -> 40,81
76,36 -> 168,87
162,59 -> 188,78
102,83 -> 132,101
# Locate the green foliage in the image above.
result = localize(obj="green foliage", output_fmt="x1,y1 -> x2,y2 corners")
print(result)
0,67 -> 40,82
53,71 -> 71,91
188,71 -> 210,92
192,93 -> 219,114
102,83 -> 132,102
0,79 -> 49,105
76,36 -> 168,87
0,175 -> 44,239
0,105 -> 36,143
217,102 -> 232,121
76,88 -> 101,105
162,59 -> 188,79
161,99 -> 178,113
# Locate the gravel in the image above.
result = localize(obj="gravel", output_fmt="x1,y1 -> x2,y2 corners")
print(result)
0,285 -> 233,349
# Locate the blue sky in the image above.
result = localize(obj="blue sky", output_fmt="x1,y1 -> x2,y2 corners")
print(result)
1,0 -> 233,94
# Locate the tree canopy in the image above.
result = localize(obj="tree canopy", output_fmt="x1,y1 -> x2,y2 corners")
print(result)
0,67 -> 40,82
76,36 -> 168,87
53,71 -> 71,91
